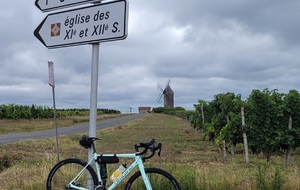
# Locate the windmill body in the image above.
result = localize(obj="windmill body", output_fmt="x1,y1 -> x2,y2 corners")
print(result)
164,84 -> 174,108
157,80 -> 174,108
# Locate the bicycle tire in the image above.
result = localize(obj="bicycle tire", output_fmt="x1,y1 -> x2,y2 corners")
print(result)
124,167 -> 181,190
46,158 -> 98,190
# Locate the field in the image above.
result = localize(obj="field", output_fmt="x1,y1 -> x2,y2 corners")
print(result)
0,114 -> 123,134
1,113 -> 300,189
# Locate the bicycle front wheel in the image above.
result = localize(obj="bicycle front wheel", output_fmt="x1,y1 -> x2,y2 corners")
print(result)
46,158 -> 98,190
125,167 -> 181,190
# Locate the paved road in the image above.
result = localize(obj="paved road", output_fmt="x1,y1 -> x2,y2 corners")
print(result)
0,114 -> 145,145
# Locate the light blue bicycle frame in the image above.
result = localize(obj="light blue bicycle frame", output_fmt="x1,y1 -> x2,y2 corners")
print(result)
68,152 -> 153,190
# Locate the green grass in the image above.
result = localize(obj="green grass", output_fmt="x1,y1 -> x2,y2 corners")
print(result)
0,114 -> 125,134
1,113 -> 300,189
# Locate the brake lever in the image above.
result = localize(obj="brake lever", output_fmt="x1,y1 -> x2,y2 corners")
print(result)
158,147 -> 162,157
155,143 -> 162,157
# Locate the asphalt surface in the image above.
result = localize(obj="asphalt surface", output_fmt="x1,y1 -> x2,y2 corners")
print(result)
0,114 -> 145,145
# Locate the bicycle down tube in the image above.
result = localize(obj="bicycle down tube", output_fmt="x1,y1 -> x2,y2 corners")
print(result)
68,153 -> 153,190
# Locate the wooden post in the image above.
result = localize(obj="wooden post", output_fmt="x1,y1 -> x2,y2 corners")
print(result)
241,107 -> 249,163
195,110 -> 200,139
201,104 -> 205,126
200,104 -> 205,140
286,115 -> 292,165
223,115 -> 230,158
223,140 -> 227,159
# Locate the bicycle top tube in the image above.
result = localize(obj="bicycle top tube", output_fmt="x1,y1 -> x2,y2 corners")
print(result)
79,135 -> 162,161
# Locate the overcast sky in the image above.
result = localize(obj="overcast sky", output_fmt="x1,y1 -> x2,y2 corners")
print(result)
0,0 -> 299,113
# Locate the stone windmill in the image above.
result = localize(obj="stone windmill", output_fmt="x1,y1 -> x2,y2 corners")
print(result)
156,80 -> 174,108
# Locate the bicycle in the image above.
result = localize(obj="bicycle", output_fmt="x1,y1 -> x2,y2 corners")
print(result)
46,135 -> 181,190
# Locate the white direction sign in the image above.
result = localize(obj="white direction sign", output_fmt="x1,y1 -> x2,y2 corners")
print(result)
34,0 -> 128,49
35,0 -> 98,12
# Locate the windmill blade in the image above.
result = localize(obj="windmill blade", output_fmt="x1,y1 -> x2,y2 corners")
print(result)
157,83 -> 164,92
156,93 -> 164,103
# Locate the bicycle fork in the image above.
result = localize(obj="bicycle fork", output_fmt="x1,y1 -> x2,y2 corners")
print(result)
137,159 -> 153,190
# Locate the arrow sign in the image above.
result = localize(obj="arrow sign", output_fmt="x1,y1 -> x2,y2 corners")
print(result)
35,0 -> 98,12
34,0 -> 128,49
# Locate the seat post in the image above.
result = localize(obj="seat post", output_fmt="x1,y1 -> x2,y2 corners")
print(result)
91,140 -> 97,153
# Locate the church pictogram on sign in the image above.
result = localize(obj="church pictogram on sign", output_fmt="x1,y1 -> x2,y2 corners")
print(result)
51,23 -> 61,37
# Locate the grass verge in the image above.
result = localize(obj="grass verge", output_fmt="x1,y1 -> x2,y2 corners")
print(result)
0,114 -> 125,134
1,113 -> 300,189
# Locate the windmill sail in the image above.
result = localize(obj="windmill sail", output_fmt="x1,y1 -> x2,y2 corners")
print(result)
156,83 -> 164,103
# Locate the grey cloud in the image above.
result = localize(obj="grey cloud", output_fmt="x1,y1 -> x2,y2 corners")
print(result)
0,0 -> 299,112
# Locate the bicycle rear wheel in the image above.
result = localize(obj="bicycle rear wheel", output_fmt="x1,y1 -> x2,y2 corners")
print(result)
46,158 -> 98,190
125,167 -> 181,190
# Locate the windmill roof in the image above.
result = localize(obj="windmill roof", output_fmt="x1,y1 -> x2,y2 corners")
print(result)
165,85 -> 173,94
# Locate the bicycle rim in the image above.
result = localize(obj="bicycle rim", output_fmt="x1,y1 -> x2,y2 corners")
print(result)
46,158 -> 98,190
125,167 -> 181,190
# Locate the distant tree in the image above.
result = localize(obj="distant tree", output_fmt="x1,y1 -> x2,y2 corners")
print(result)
174,106 -> 185,111
246,89 -> 284,161
213,93 -> 243,155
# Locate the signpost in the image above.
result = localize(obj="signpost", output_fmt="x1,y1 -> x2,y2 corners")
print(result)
35,0 -> 99,12
34,0 -> 128,49
48,61 -> 60,162
35,1 -> 129,182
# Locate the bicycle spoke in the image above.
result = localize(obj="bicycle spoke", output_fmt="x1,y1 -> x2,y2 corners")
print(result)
47,159 -> 98,190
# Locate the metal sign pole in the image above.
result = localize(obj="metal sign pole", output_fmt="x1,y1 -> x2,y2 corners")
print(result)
52,86 -> 60,162
88,0 -> 101,162
88,43 -> 99,157
88,3 -> 101,189
87,43 -> 100,189
48,61 -> 60,162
